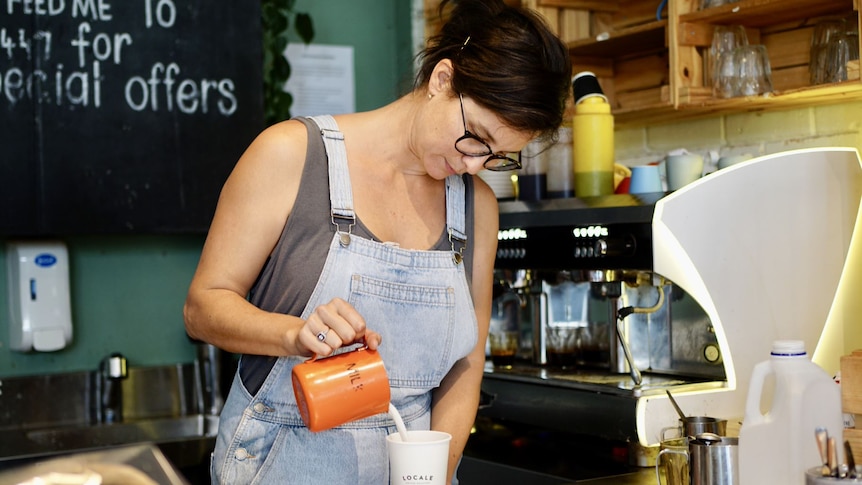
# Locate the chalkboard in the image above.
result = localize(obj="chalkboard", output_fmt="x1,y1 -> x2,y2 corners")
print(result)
1,0 -> 264,234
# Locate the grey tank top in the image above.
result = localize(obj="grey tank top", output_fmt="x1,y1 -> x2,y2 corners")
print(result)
239,116 -> 476,393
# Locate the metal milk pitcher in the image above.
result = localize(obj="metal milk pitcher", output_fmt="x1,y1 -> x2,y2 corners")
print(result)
657,433 -> 739,485
689,433 -> 738,485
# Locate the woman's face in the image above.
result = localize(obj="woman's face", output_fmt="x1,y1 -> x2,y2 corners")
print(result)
424,93 -> 533,179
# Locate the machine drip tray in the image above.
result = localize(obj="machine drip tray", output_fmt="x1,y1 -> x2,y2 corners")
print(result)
477,360 -> 727,460
483,361 -> 725,397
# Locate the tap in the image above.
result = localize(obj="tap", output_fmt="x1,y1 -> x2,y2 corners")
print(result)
196,343 -> 224,415
99,353 -> 128,423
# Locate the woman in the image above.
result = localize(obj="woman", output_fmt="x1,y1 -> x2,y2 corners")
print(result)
183,0 -> 571,482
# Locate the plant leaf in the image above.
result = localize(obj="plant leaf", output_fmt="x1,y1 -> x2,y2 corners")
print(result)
295,13 -> 314,44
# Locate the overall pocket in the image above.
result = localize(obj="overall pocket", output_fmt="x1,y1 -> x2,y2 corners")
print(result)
348,274 -> 455,388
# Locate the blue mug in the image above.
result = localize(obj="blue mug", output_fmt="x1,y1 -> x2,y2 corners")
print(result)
629,165 -> 663,194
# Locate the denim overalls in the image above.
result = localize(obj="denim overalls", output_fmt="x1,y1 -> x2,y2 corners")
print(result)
211,115 -> 478,484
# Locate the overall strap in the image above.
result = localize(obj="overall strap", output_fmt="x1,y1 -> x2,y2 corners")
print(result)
446,175 -> 468,261
309,115 -> 354,234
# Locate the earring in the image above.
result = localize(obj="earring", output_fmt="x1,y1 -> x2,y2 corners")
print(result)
428,93 -> 433,100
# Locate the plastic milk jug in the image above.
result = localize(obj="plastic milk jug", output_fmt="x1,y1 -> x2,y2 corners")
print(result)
738,340 -> 843,485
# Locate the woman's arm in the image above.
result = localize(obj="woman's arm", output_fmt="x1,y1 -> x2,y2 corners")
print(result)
430,176 -> 498,483
183,120 -> 378,358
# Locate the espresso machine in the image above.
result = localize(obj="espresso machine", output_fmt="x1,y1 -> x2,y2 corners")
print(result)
464,148 -> 862,481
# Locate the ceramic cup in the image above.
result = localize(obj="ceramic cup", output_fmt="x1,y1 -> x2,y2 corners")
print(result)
665,154 -> 704,191
717,154 -> 753,169
291,346 -> 390,432
629,165 -> 664,194
388,430 -> 452,485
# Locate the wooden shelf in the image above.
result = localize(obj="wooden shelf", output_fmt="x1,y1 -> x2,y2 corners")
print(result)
679,0 -> 854,28
616,80 -> 862,126
538,0 -> 621,12
568,20 -> 667,58
679,80 -> 862,109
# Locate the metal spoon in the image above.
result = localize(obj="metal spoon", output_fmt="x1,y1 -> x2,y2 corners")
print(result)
666,389 -> 687,420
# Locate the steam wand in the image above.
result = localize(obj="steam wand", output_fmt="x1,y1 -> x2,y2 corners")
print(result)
615,285 -> 666,387
615,317 -> 642,387
617,285 -> 666,320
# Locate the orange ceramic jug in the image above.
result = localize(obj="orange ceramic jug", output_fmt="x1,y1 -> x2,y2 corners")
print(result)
291,347 -> 390,432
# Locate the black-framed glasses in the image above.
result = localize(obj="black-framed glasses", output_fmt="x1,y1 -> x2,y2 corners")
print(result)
454,93 -> 521,172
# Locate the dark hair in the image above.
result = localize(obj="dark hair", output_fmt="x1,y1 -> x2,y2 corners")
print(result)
416,0 -> 572,141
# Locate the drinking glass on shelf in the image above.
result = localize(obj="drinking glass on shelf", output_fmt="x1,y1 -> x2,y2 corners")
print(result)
714,46 -> 740,98
735,44 -> 773,96
809,18 -> 847,84
700,0 -> 739,10
824,32 -> 860,83
710,25 -> 748,97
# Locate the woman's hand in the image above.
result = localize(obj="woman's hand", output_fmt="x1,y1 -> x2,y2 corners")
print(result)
299,298 -> 383,356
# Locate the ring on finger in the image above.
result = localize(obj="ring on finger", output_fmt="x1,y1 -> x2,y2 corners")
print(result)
316,328 -> 330,342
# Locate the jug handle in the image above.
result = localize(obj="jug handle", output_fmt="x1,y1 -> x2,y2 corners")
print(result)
743,359 -> 773,426
655,448 -> 688,485
305,341 -> 370,363
660,425 -> 680,442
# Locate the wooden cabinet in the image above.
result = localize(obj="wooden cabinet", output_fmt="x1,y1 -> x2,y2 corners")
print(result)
673,0 -> 860,119
425,0 -> 861,127
558,0 -> 859,125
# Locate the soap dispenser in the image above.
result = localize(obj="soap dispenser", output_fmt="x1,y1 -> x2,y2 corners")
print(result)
6,241 -> 73,352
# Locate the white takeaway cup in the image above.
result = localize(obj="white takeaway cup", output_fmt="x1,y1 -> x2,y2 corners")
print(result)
387,430 -> 452,485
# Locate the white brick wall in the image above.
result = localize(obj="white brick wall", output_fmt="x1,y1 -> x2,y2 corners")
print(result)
615,101 -> 862,169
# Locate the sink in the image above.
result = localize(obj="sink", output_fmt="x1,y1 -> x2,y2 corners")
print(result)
0,362 -> 224,473
0,414 -> 219,463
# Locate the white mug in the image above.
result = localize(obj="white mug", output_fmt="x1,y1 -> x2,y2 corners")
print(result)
665,154 -> 704,191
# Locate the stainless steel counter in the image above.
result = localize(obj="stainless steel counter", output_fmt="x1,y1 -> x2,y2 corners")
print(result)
578,468 -> 658,484
458,456 -> 659,484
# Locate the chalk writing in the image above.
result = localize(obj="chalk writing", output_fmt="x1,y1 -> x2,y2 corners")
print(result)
143,0 -> 174,28
1,0 -> 238,116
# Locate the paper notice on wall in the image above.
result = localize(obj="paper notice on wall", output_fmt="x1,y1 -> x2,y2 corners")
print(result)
283,44 -> 355,117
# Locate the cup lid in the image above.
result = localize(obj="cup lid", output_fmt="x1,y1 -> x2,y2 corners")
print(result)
572,71 -> 608,104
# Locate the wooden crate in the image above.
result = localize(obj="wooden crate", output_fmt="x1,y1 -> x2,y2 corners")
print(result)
841,350 -> 862,467
761,22 -> 823,92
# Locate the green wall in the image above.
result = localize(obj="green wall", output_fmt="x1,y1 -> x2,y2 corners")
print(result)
0,1 -> 413,378
292,0 -> 416,111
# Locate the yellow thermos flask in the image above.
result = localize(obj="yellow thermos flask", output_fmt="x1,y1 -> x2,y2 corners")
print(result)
572,72 -> 614,197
